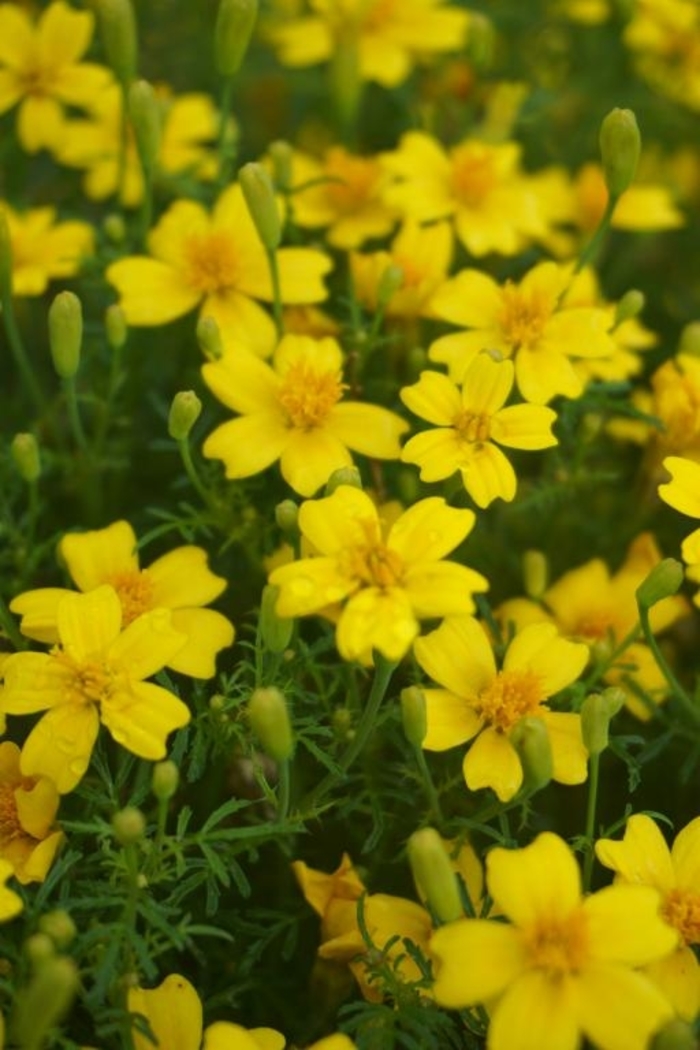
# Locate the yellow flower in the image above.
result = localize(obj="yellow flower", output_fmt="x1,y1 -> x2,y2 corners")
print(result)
596,813 -> 700,1020
269,0 -> 470,87
106,185 -> 332,357
382,133 -> 554,257
10,520 -> 234,679
414,618 -> 588,802
430,832 -> 675,1050
428,260 -> 617,403
0,741 -> 63,885
571,162 -> 684,236
1,202 -> 93,296
659,455 -> 700,604
624,0 -> 700,112
0,858 -> 22,923
0,586 -> 191,793
0,0 -> 111,153
269,485 -> 488,663
202,334 -> 408,497
400,354 -> 558,508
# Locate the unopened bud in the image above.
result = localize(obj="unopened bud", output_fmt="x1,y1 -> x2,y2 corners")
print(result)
38,910 -> 77,950
325,467 -> 362,495
23,933 -> 55,966
111,806 -> 146,845
215,0 -> 259,78
636,558 -> 684,611
128,79 -> 161,175
260,584 -> 294,654
523,550 -> 548,600
401,686 -> 427,748
408,827 -> 463,924
614,289 -> 645,327
269,139 -> 293,191
0,208 -> 13,302
48,291 -> 82,379
97,0 -> 138,85
275,499 -> 299,535
105,303 -> 127,350
599,108 -> 641,199
11,433 -> 41,483
152,760 -> 179,801
103,212 -> 126,243
10,956 -> 79,1048
510,716 -> 553,794
247,686 -> 294,762
467,13 -> 495,70
239,162 -> 281,251
649,1020 -> 697,1050
197,315 -> 224,361
377,264 -> 404,309
581,688 -> 625,756
168,390 -> 202,441
678,321 -> 700,358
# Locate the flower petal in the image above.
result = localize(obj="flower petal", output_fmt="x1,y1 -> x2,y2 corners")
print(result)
400,370 -> 462,426
202,414 -> 289,479
490,403 -> 558,450
60,521 -> 138,591
430,918 -> 525,1007
102,682 -> 191,760
577,963 -> 673,1050
9,588 -> 66,644
595,814 -> 675,893
336,587 -> 418,662
146,547 -> 226,608
414,617 -> 496,697
57,586 -> 122,662
270,558 -> 356,616
541,712 -> 588,785
279,428 -> 353,497
463,727 -> 523,802
504,623 -> 588,696
461,354 -> 514,415
106,257 -> 201,326
422,688 -> 482,751
168,608 -> 235,679
486,832 -> 582,925
430,269 -> 502,328
488,971 -> 581,1050
108,608 -> 187,682
129,974 -> 203,1050
328,402 -> 408,459
297,486 -> 379,556
388,498 -> 475,563
403,561 -> 488,618
20,703 -> 100,793
659,456 -> 700,519
584,885 -> 678,965
201,349 -> 279,414
671,816 -> 700,889
461,442 -> 517,508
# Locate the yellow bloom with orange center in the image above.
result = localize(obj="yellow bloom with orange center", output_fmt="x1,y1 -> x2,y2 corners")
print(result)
659,455 -> 700,604
430,833 -> 675,1050
0,741 -> 63,885
106,185 -> 332,357
269,484 -> 488,663
10,520 -> 234,679
202,334 -> 408,497
1,202 -> 93,297
428,260 -> 617,403
0,586 -> 191,793
414,617 -> 588,802
269,0 -> 470,87
0,0 -> 111,153
400,354 -> 558,508
624,0 -> 700,112
596,813 -> 700,1020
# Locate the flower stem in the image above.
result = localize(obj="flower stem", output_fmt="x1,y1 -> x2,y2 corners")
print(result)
637,602 -> 700,724
582,751 -> 600,892
414,746 -> 444,828
64,377 -> 89,454
0,592 -> 25,651
574,195 -> 617,275
2,293 -> 45,412
217,76 -> 236,187
277,759 -> 291,822
178,436 -> 215,509
266,247 -> 284,338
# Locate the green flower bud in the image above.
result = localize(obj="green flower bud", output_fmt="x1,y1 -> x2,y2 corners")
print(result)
510,716 -> 553,794
23,933 -> 55,966
678,321 -> 700,358
111,806 -> 146,845
239,162 -> 282,252
377,264 -> 404,309
48,291 -> 82,380
581,688 -> 625,756
128,79 -> 161,175
269,139 -> 293,191
10,956 -> 79,1048
97,0 -> 138,86
11,433 -> 41,483
0,207 -> 13,303
197,315 -> 224,361
38,910 -> 77,950
467,13 -> 495,70
614,289 -> 645,327
215,0 -> 259,78
275,498 -> 299,535
105,303 -> 128,350
649,1020 -> 697,1050
599,108 -> 641,199
400,686 -> 427,748
152,760 -> 179,801
523,549 -> 548,601
325,466 -> 362,495
260,584 -> 294,654
247,686 -> 294,762
408,827 -> 463,924
636,558 -> 684,611
103,212 -> 127,243
168,390 -> 202,441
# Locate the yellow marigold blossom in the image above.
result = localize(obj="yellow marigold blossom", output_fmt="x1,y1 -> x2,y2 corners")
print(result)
0,586 -> 191,794
269,0 -> 470,87
287,146 -> 397,249
430,832 -> 676,1050
202,334 -> 408,497
106,185 -> 332,357
497,533 -> 690,719
400,354 -> 558,508
414,618 -> 588,802
624,0 -> 700,112
0,859 -> 22,923
269,485 -> 488,663
10,520 -> 234,679
1,202 -> 93,296
596,813 -> 700,1020
0,741 -> 63,885
659,455 -> 700,604
0,0 -> 111,153
56,85 -> 220,207
381,133 -> 555,258
428,260 -> 618,404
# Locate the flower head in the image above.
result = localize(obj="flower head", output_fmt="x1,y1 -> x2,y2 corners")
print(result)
1,202 -> 93,296
659,455 -> 700,605
0,742 -> 63,885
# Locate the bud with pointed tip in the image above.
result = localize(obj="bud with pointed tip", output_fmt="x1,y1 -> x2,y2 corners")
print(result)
581,688 -> 625,756
599,108 -> 641,199
97,0 -> 137,86
168,390 -> 202,441
215,0 -> 258,78
239,162 -> 281,251
248,687 -> 294,762
260,584 -> 294,654
105,303 -> 127,350
636,558 -> 684,611
49,291 -> 82,379
128,79 -> 161,174
11,433 -> 40,483
401,686 -> 427,748
197,315 -> 224,361
112,806 -> 146,845
408,828 -> 462,924
152,760 -> 179,802
510,716 -> 553,794
614,289 -> 645,327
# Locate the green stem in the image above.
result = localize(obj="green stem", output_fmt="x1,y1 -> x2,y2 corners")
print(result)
139,166 -> 154,248
65,377 -> 89,454
583,621 -> 641,692
638,603 -> 700,723
117,82 -> 130,205
574,195 -> 617,275
178,436 -> 215,509
2,294 -> 44,411
277,759 -> 290,822
415,747 -> 444,828
217,76 -> 236,187
583,752 -> 600,892
0,592 -> 25,650
266,247 -> 284,338
94,339 -> 125,458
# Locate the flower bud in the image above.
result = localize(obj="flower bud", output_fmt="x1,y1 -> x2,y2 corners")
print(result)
168,390 -> 202,441
325,467 -> 362,495
467,13 -> 495,70
23,933 -> 55,966
581,688 -> 624,756
649,1020 -> 697,1050
260,584 -> 294,654
636,558 -> 684,611
599,108 -> 641,199
275,498 -> 299,535
247,686 -> 294,762
9,956 -> 79,1049
215,0 -> 259,78
38,910 -> 77,950
48,291 -> 82,379
105,303 -> 127,350
128,79 -> 161,175
408,827 -> 463,924
11,433 -> 40,483
400,686 -> 427,748
239,162 -> 281,252
97,0 -> 138,86
0,208 -> 13,302
678,321 -> 700,358
510,716 -> 553,794
523,549 -> 548,600
112,806 -> 146,845
152,760 -> 179,801
614,289 -> 645,327
377,264 -> 404,309
269,139 -> 293,191
197,315 -> 224,361
103,212 -> 126,243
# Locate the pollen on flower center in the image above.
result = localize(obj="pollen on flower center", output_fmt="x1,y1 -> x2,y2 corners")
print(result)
53,651 -> 117,707
523,911 -> 589,978
183,231 -> 239,294
450,146 -> 496,207
18,61 -> 54,97
662,888 -> 700,945
325,152 -> 379,214
277,361 -> 346,429
476,669 -> 543,731
575,610 -> 617,642
454,409 -> 491,444
107,570 -> 155,626
498,283 -> 553,351
340,519 -> 404,589
362,0 -> 398,32
0,785 -> 21,843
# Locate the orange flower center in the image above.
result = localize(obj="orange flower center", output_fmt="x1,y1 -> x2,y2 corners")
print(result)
476,669 -> 544,731
392,254 -> 423,289
574,610 -> 616,643
106,570 -> 155,626
498,282 -> 553,352
662,888 -> 700,946
454,410 -> 491,444
0,785 -> 22,843
184,230 -> 238,294
362,0 -> 399,31
53,651 -> 117,707
341,521 -> 404,589
450,145 -> 496,207
18,60 -> 55,98
325,150 -> 380,214
523,911 -> 589,978
277,361 -> 346,429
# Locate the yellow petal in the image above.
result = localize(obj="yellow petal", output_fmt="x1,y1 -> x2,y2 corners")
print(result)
488,971 -> 581,1050
428,330 -> 494,381
276,247 -> 333,304
202,290 -> 277,358
461,442 -> 517,508
60,520 -> 138,591
577,963 -> 673,1050
645,946 -> 700,1022
9,587 -> 66,644
297,486 -> 379,556
270,557 -> 356,616
37,1 -> 93,66
15,776 -> 59,839
671,816 -> 700,889
584,885 -> 678,965
540,712 -> 588,785
129,974 -> 202,1050
280,428 -> 353,497
20,703 -> 100,793
595,814 -> 675,893
400,370 -> 462,425
202,415 -> 289,479
108,608 -> 187,681
504,623 -> 588,696
463,727 -> 523,802
402,561 -> 488,617
0,653 -> 71,715
422,688 -> 482,751
414,617 -> 496,697
388,498 -> 475,563
490,403 -> 558,450
430,269 -> 502,328
16,95 -> 63,153
659,456 -> 700,519
486,832 -> 582,925
337,587 -> 419,662
430,918 -> 525,1007
57,586 -> 122,662
0,857 -> 23,921
107,256 -> 201,326
201,350 -> 279,415
203,1022 -> 268,1050
328,402 -> 408,459
461,354 -> 514,415
146,547 -> 226,608
168,608 -> 235,679
515,347 -> 584,404
102,682 -> 190,759
401,428 -> 468,483
0,4 -> 32,68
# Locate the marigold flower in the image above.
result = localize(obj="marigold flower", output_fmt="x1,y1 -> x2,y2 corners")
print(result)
0,742 -> 63,885
400,354 -> 558,508
269,484 -> 488,663
414,617 -> 588,802
0,586 -> 191,793
659,456 -> 700,604
10,520 -> 234,679
430,832 -> 676,1050
201,334 -> 408,496
596,813 -> 700,1021
0,202 -> 93,297
624,0 -> 700,112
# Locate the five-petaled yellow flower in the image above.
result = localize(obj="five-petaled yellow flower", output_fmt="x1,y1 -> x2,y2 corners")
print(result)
269,484 -> 488,663
1,202 -> 93,296
0,741 -> 63,885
